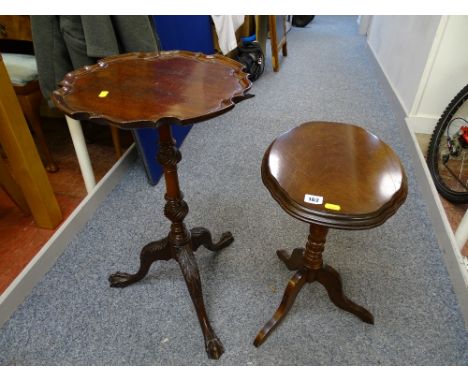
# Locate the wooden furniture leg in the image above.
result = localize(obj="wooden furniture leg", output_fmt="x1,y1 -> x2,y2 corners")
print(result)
316,264 -> 374,324
0,57 -> 61,229
254,224 -> 373,347
269,15 -> 287,72
269,16 -> 280,72
108,124 -> 231,360
277,248 -> 304,270
109,124 -> 122,159
254,270 -> 307,347
0,155 -> 30,213
190,226 -> 234,252
15,84 -> 58,172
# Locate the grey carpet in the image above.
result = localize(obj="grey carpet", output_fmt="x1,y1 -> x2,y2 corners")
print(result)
0,16 -> 467,365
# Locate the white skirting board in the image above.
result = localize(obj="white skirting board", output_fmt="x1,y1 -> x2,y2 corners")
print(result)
405,124 -> 468,328
0,144 -> 138,328
406,115 -> 439,134
368,40 -> 468,328
404,123 -> 468,327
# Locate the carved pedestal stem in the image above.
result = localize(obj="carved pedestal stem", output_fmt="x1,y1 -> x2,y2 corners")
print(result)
157,124 -> 190,246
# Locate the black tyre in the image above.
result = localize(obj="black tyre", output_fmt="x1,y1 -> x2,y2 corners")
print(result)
427,83 -> 468,203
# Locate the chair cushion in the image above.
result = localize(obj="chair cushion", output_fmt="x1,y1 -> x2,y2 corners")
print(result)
2,53 -> 38,85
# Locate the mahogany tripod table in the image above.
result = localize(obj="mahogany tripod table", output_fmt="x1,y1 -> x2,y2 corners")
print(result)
52,51 -> 252,359
254,122 -> 408,347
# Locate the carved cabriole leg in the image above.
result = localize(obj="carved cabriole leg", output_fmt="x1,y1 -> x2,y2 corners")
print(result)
109,238 -> 171,287
158,124 -> 224,360
190,227 -> 234,252
175,244 -> 224,359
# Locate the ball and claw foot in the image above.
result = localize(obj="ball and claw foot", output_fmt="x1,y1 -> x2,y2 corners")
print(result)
108,237 -> 171,288
205,336 -> 225,360
108,230 -> 230,360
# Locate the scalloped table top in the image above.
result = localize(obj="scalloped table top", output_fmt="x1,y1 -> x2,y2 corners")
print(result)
52,51 -> 252,129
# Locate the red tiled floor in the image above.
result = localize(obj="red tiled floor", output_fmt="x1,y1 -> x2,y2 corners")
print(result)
0,184 -> 79,293
0,116 -> 132,294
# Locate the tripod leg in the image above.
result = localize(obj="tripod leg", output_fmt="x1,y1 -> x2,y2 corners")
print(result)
175,244 -> 224,360
317,265 -> 374,324
190,226 -> 234,252
277,248 -> 304,271
109,237 -> 171,288
253,270 -> 307,347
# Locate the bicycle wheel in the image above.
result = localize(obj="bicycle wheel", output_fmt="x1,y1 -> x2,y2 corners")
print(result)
427,83 -> 468,203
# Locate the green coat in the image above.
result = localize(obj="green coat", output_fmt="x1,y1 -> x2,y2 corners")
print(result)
31,15 -> 159,100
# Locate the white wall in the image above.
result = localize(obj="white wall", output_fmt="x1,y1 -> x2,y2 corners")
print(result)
367,16 -> 441,114
415,16 -> 468,119
368,15 -> 468,134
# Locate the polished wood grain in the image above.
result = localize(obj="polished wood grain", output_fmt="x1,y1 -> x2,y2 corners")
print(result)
0,56 -> 61,229
262,121 -> 408,229
15,81 -> 58,172
0,16 -> 32,41
53,51 -> 252,359
52,51 -> 252,129
0,155 -> 30,213
0,15 -> 58,172
254,122 -> 407,347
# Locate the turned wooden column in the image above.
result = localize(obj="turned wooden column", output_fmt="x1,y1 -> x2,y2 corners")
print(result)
157,124 -> 190,246
303,225 -> 328,271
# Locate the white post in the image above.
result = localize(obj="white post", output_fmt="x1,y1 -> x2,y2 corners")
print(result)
455,210 -> 468,250
358,16 -> 373,36
65,115 -> 96,193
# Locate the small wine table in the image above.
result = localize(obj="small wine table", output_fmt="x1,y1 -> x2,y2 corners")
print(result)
52,51 -> 252,359
253,122 -> 408,347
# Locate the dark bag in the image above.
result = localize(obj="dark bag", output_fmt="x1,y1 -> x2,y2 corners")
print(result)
236,35 -> 264,82
292,16 -> 315,27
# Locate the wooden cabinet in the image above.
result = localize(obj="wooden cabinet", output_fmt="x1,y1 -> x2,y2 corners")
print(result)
0,15 -> 32,41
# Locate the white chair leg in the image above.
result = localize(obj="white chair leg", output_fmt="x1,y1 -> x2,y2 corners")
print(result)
65,115 -> 96,193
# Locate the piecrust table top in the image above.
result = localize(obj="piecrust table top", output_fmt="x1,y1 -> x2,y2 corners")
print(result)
52,50 -> 252,129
